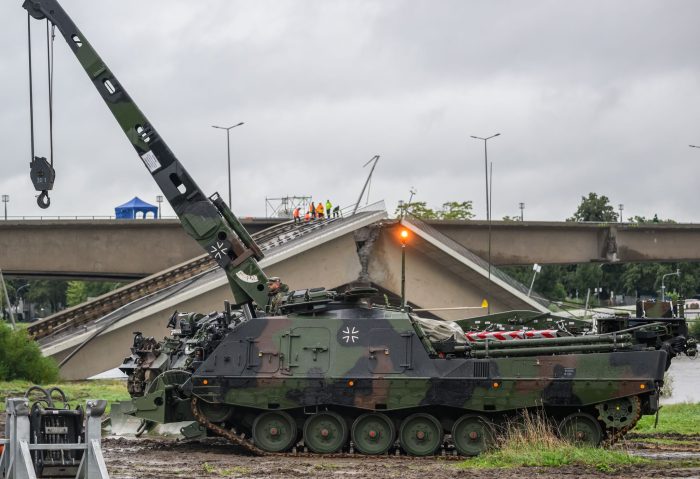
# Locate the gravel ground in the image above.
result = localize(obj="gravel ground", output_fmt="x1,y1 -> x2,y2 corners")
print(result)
101,437 -> 700,479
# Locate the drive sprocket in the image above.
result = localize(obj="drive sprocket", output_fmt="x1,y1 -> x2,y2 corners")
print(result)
595,395 -> 642,445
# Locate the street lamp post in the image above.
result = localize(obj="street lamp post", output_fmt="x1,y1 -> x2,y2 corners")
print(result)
212,122 -> 245,208
14,284 -> 30,322
527,263 -> 541,297
470,133 -> 500,313
519,202 -> 524,221
661,269 -> 681,302
2,195 -> 8,220
618,204 -> 624,223
156,195 -> 163,219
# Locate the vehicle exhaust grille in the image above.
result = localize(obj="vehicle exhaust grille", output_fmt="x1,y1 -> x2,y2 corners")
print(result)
473,362 -> 490,378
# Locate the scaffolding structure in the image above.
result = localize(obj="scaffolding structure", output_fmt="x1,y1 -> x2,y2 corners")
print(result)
265,196 -> 311,218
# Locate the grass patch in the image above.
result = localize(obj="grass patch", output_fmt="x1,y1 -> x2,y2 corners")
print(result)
634,403 -> 700,435
462,443 -> 648,470
202,463 -> 251,476
0,380 -> 130,414
459,411 -> 649,471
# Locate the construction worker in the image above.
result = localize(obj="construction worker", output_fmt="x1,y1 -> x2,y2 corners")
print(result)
292,206 -> 301,224
333,205 -> 340,218
304,211 -> 311,222
266,277 -> 289,315
316,201 -> 325,219
310,202 -> 316,219
325,199 -> 332,218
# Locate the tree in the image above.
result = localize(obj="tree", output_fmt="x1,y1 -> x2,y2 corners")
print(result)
440,201 -> 475,220
628,215 -> 676,224
395,201 -> 438,219
67,281 -> 122,307
569,193 -> 618,222
25,280 -> 67,316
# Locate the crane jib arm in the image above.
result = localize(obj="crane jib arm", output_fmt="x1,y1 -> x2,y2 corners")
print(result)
22,0 -> 269,308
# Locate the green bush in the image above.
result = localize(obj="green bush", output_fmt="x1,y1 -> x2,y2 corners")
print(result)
0,322 -> 59,383
689,319 -> 700,341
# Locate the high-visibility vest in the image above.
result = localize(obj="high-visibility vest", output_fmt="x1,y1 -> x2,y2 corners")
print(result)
293,207 -> 300,218
325,201 -> 332,211
316,203 -> 325,215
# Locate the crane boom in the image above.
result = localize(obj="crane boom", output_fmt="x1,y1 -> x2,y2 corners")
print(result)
23,0 -> 270,309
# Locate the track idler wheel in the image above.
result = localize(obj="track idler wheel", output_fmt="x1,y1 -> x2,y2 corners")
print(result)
351,413 -> 395,455
558,413 -> 603,447
198,401 -> 233,423
398,413 -> 443,456
303,411 -> 348,453
252,411 -> 297,452
451,414 -> 495,456
595,396 -> 641,430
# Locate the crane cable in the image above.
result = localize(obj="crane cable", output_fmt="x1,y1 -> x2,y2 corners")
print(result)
27,13 -> 35,162
46,19 -> 55,168
27,14 -> 56,208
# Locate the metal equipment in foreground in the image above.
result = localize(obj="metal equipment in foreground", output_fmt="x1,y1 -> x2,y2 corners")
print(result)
0,387 -> 109,479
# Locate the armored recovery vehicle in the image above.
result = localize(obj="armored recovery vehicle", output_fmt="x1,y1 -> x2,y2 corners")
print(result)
23,0 -> 697,457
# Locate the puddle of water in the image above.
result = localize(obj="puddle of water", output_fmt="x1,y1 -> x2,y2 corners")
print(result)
631,450 -> 700,460
662,356 -> 700,404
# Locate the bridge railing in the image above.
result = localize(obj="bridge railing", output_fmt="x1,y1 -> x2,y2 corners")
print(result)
402,214 -> 552,309
29,201 -> 387,341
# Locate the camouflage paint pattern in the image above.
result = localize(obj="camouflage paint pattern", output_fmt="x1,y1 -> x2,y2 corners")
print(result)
189,308 -> 666,414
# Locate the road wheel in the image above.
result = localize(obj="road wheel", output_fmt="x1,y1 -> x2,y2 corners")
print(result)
303,411 -> 348,453
351,413 -> 395,455
451,414 -> 494,456
398,413 -> 443,456
558,412 -> 603,446
252,411 -> 297,452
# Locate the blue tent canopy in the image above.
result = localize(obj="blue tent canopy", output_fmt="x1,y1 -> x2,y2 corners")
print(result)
115,196 -> 158,219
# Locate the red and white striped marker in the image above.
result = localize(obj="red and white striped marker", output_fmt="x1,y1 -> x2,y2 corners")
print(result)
465,330 -> 558,342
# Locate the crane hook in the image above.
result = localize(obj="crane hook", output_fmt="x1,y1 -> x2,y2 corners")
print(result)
37,190 -> 51,209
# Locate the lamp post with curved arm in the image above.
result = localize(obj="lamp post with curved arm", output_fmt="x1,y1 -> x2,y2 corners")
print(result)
212,122 -> 245,208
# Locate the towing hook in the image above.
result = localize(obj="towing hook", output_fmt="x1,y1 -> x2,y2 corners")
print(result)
37,190 -> 51,209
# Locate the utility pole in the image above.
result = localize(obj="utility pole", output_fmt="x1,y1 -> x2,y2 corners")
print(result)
2,195 -> 8,220
353,155 -> 380,215
0,268 -> 16,329
519,202 -> 524,221
212,122 -> 245,208
156,195 -> 163,219
471,133 -> 500,313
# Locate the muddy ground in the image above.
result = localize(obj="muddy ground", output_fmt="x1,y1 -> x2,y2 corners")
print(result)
101,436 -> 700,479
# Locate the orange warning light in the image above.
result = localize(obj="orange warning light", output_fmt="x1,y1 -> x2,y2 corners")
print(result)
347,380 -> 355,388
639,383 -> 646,390
203,379 -> 209,385
492,382 -> 500,389
400,230 -> 409,239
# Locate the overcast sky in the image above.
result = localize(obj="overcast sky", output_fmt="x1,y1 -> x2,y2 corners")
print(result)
1,0 -> 699,221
